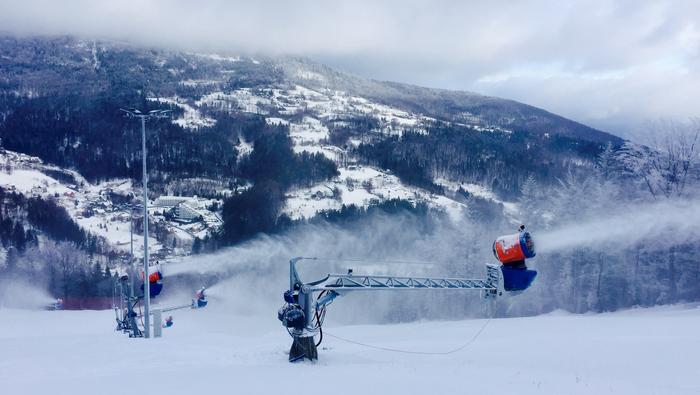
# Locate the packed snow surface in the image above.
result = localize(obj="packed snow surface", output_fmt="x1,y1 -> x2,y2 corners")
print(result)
1,304 -> 698,394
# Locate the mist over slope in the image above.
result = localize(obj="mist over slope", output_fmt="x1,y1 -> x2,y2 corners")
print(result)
160,190 -> 700,321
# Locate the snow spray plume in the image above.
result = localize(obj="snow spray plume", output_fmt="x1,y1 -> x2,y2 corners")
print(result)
163,213 -> 492,323
0,279 -> 54,309
536,199 -> 700,254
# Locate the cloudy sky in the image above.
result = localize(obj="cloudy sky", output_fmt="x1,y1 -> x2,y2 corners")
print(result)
1,0 -> 698,137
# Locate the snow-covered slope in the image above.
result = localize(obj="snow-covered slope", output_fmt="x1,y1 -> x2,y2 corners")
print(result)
191,84 -> 433,136
148,96 -> 216,130
147,82 -> 518,222
284,165 -> 469,221
1,304 -> 697,394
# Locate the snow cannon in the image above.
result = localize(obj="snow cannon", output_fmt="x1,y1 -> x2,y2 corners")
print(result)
493,225 -> 537,292
493,227 -> 535,264
192,287 -> 208,309
45,298 -> 63,311
140,270 -> 164,298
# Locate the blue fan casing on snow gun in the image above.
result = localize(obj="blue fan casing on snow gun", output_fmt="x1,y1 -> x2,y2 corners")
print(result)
501,266 -> 537,292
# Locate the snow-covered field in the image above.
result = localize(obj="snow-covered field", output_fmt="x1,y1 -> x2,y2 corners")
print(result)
1,304 -> 698,395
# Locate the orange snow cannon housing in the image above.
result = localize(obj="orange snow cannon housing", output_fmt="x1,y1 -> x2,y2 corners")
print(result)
148,271 -> 162,283
493,231 -> 536,264
140,269 -> 164,297
141,271 -> 163,283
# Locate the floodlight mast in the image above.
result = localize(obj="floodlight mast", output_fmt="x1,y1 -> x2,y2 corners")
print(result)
120,108 -> 170,338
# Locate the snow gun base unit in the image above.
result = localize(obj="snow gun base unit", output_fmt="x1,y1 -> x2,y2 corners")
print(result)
278,228 -> 537,362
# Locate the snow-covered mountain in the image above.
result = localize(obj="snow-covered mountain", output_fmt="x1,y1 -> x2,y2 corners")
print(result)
0,35 -> 622,261
1,35 -> 699,340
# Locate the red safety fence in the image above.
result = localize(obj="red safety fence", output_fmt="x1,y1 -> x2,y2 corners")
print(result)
59,297 -> 115,310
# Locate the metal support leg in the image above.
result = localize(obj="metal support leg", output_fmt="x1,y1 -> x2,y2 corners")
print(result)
289,335 -> 317,362
289,286 -> 318,362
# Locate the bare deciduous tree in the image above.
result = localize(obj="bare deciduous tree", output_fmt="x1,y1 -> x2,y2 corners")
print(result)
617,119 -> 699,199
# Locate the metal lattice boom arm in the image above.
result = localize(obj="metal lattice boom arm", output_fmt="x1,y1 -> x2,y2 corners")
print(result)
315,273 -> 496,291
289,257 -> 501,294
